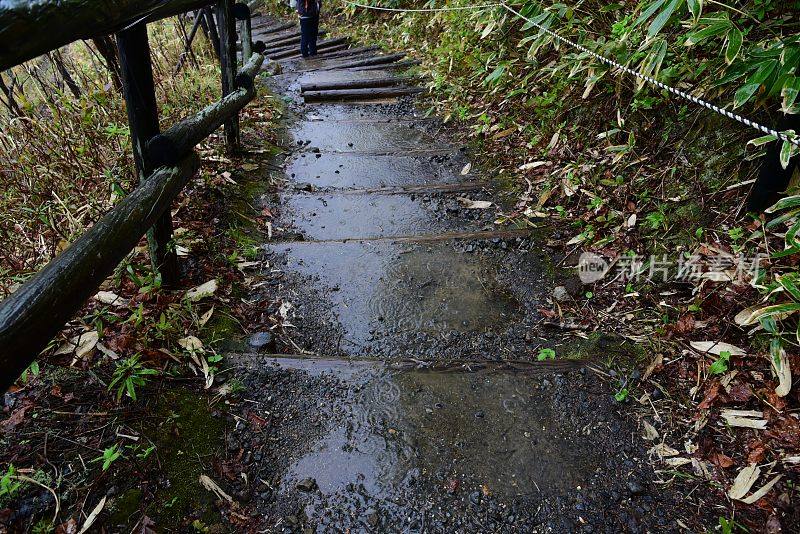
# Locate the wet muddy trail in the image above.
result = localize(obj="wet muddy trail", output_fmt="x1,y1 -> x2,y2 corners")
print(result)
226,18 -> 704,533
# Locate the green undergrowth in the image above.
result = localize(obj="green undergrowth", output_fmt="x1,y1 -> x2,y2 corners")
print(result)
0,18 -> 220,294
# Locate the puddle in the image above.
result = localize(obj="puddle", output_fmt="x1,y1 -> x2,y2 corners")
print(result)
276,359 -> 600,503
285,153 -> 463,189
290,121 -> 445,152
269,241 -> 521,349
279,192 -> 481,240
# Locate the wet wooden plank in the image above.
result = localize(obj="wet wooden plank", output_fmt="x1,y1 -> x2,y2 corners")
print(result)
279,227 -> 534,245
303,85 -> 423,102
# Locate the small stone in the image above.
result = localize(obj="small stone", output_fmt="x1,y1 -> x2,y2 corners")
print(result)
553,286 -> 570,302
365,508 -> 378,527
650,388 -> 663,400
296,477 -> 317,492
627,480 -> 645,496
474,410 -> 485,418
248,331 -> 273,349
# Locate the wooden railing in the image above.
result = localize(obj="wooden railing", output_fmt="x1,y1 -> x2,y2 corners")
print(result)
0,1 -> 266,391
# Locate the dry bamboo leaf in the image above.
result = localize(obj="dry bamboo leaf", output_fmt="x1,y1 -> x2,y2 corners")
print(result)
518,161 -> 548,171
457,197 -> 492,209
728,464 -> 760,500
664,457 -> 692,467
94,291 -> 129,308
689,341 -> 746,356
649,443 -> 679,458
769,345 -> 792,397
186,279 -> 218,301
642,420 -> 659,440
78,496 -> 106,534
721,409 -> 768,429
178,336 -> 204,354
199,475 -> 232,502
199,307 -> 215,327
642,354 -> 663,380
740,474 -> 782,504
54,330 -> 99,358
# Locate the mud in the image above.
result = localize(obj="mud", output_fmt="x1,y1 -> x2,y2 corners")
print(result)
226,22 -> 711,532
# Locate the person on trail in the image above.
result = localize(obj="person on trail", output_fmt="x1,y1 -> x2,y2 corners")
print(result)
295,0 -> 321,58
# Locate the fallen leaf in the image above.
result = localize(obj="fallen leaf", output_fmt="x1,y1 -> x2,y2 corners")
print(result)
721,409 -> 767,429
741,474 -> 782,504
460,163 -> 472,175
54,330 -> 99,359
768,344 -> 792,397
690,341 -> 746,356
728,464 -> 760,500
710,452 -> 735,468
78,496 -> 106,534
199,307 -> 215,327
642,420 -> 659,440
493,126 -> 516,139
1,405 -> 28,431
94,291 -> 129,308
698,381 -> 720,409
186,279 -> 218,301
457,197 -> 492,209
518,161 -> 548,171
178,336 -> 204,354
241,163 -> 260,171
199,474 -> 232,502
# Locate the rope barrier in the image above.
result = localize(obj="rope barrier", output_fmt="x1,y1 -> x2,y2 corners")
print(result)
339,0 -> 800,147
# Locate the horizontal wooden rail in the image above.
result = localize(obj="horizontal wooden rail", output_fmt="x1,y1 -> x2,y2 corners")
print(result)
148,52 -> 264,165
0,0 -> 219,71
0,0 -> 265,393
0,155 -> 199,393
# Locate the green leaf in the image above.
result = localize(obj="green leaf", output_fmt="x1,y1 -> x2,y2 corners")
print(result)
483,64 -> 506,85
686,0 -> 701,19
760,316 -> 778,334
708,350 -> 731,375
614,388 -> 629,402
537,348 -> 556,361
684,20 -> 730,46
634,0 -> 666,28
648,0 -> 683,38
748,133 -> 778,147
733,83 -> 760,108
781,76 -> 800,113
766,194 -> 800,213
785,218 -> 800,250
780,139 -> 793,170
725,27 -> 743,64
778,274 -> 800,301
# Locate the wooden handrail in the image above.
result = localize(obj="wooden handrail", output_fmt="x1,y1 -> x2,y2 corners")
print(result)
0,0 -> 217,71
0,3 -> 264,391
148,52 -> 264,165
0,155 -> 199,393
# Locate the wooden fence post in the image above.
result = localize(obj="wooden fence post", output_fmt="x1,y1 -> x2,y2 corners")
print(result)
116,22 -> 180,287
235,4 -> 253,63
216,0 -> 239,153
203,7 -> 222,59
